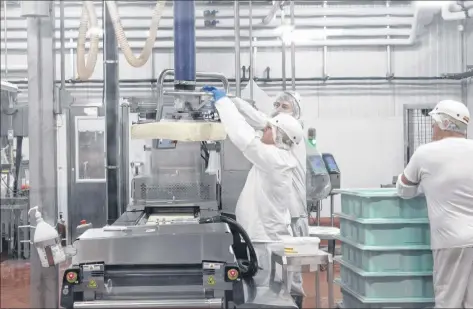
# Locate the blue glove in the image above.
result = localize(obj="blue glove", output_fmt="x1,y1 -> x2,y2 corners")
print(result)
202,86 -> 227,102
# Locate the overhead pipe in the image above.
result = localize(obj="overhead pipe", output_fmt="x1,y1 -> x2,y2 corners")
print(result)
234,0 -> 241,96
262,1 -> 285,25
441,1 -> 473,21
0,28 -> 416,42
290,0 -> 295,91
3,0 -> 8,77
249,0 -> 254,100
281,9 -> 287,91
322,1 -> 328,80
6,5 -> 416,20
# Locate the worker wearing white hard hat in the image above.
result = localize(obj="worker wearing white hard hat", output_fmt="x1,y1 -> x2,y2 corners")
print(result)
203,86 -> 304,304
203,86 -> 303,241
396,100 -> 473,308
230,90 -> 308,303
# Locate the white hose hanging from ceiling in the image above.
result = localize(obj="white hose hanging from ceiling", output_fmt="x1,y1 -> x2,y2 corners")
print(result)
76,1 -> 100,81
105,0 -> 167,68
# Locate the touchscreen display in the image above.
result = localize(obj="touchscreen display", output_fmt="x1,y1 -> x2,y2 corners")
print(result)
323,155 -> 339,172
308,155 -> 328,174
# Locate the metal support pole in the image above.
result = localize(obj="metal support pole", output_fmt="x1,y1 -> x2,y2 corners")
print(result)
60,0 -> 65,89
3,0 -> 8,77
249,0 -> 254,100
119,102 -> 130,213
290,0 -> 296,91
234,1 -> 241,96
25,2 -> 59,307
386,1 -> 393,78
103,2 -> 121,224
281,11 -> 287,91
322,1 -> 328,80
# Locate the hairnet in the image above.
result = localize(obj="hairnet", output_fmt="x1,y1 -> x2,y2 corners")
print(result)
273,92 -> 302,119
431,113 -> 468,135
271,126 -> 294,150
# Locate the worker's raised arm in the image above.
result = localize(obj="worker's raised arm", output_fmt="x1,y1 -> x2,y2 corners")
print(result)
231,97 -> 268,130
396,147 -> 424,199
213,96 -> 279,172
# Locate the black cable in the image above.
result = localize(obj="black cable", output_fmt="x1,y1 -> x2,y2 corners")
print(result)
200,215 -> 259,278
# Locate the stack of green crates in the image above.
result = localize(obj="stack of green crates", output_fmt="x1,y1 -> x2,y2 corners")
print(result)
334,188 -> 435,308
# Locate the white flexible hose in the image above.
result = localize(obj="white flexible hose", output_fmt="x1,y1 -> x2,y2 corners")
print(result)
76,1 -> 100,81
105,0 -> 166,68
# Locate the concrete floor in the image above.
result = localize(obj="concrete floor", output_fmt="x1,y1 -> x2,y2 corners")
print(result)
0,260 -> 342,308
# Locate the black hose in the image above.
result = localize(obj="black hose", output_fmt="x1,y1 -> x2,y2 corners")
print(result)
200,215 -> 259,278
13,136 -> 23,197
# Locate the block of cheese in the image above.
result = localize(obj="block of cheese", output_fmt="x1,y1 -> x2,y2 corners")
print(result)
130,121 -> 227,141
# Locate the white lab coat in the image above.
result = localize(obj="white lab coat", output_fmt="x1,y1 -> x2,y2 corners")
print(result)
215,97 -> 297,241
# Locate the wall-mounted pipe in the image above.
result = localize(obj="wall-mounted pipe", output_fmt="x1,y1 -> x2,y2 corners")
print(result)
290,0 -> 295,91
262,1 -> 285,25
322,1 -> 328,80
249,0 -> 254,100
386,0 -> 393,78
234,1 -> 241,96
3,0 -> 8,78
60,0 -> 66,90
173,0 -> 196,90
281,10 -> 286,90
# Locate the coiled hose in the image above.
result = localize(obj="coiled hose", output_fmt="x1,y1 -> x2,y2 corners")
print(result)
76,1 -> 100,81
105,0 -> 166,68
200,215 -> 259,279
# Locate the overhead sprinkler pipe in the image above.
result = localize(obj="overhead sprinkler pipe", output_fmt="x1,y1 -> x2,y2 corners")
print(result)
173,0 -> 196,90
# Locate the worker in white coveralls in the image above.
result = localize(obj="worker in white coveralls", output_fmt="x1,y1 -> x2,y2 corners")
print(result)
203,85 -> 304,302
396,100 -> 473,308
230,91 -> 308,305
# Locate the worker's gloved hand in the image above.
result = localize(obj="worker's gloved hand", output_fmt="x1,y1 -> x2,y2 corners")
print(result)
202,86 -> 227,102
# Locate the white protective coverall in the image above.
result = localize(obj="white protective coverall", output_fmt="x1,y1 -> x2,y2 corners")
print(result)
214,96 -> 298,241
232,89 -> 308,295
214,96 -> 301,290
397,138 -> 473,308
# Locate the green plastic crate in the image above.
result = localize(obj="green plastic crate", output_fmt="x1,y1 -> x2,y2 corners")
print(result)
337,188 -> 428,219
337,281 -> 434,309
338,236 -> 433,272
336,257 -> 433,299
338,214 -> 431,246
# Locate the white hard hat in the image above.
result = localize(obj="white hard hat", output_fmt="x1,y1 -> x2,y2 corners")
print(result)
429,100 -> 470,125
268,113 -> 304,145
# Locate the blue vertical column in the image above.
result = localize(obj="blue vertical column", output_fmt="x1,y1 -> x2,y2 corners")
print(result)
173,0 -> 196,90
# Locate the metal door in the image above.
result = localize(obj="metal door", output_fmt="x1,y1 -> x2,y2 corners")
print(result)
403,104 -> 436,166
67,107 -> 107,240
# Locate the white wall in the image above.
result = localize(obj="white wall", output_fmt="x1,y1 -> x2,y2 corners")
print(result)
1,3 -> 469,217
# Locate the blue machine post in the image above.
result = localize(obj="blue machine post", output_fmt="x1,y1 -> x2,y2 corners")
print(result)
173,0 -> 196,90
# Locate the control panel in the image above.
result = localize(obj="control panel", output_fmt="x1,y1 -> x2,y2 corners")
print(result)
322,153 -> 341,190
